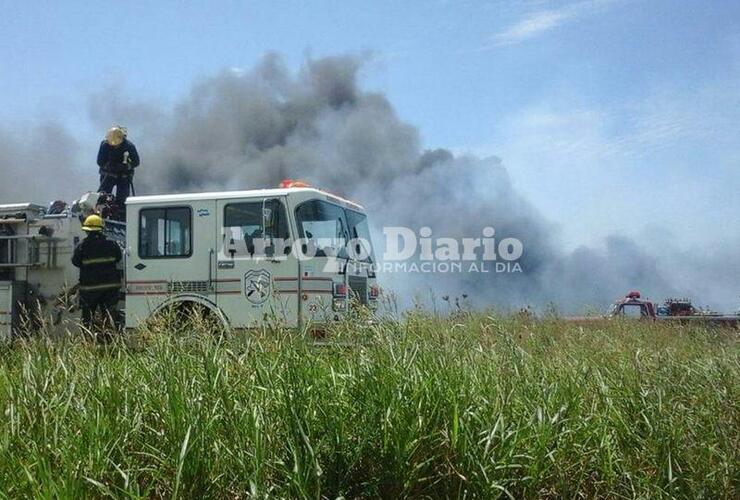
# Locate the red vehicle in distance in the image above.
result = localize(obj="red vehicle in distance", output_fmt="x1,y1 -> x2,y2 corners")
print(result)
608,291 -> 656,319
608,291 -> 738,328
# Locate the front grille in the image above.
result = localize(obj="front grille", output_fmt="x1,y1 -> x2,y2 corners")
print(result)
348,275 -> 368,304
169,281 -> 209,293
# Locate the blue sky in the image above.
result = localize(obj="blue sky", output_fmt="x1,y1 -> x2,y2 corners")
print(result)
1,0 -> 739,249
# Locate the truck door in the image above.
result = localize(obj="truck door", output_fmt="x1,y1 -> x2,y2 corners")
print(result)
126,202 -> 217,327
215,197 -> 299,328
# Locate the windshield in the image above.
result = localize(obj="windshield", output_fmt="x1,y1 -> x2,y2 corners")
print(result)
621,304 -> 646,318
345,208 -> 374,262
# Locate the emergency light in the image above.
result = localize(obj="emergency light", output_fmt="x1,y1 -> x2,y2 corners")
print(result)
279,179 -> 311,189
333,282 -> 348,297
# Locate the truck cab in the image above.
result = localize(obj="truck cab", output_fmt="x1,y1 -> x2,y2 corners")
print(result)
608,291 -> 656,319
125,184 -> 378,331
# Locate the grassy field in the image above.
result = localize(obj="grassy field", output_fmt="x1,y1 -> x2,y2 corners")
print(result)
0,313 -> 737,499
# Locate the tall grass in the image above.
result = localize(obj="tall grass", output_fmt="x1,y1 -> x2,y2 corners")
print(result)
0,313 -> 736,498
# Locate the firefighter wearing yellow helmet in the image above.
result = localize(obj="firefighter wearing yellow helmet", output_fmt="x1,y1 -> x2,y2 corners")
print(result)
97,125 -> 140,205
72,214 -> 123,336
81,214 -> 104,231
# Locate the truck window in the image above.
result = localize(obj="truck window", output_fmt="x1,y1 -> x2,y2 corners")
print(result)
224,200 -> 289,240
223,200 -> 289,255
139,207 -> 192,258
295,200 -> 348,257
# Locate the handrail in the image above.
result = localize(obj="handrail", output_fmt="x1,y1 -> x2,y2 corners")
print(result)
0,235 -> 65,241
208,248 -> 214,291
0,234 -> 62,268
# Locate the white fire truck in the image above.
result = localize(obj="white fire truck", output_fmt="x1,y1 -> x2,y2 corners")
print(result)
0,183 -> 378,339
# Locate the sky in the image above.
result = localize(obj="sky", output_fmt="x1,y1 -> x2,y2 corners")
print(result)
1,0 -> 739,307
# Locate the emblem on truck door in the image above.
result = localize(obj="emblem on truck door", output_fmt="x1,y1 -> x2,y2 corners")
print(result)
244,269 -> 272,305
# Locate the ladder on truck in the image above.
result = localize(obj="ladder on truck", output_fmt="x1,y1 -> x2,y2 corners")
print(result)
0,218 -> 61,270
0,216 -> 62,339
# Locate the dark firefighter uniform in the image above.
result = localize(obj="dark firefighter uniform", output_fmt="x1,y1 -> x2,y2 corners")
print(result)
97,126 -> 140,204
72,215 -> 122,331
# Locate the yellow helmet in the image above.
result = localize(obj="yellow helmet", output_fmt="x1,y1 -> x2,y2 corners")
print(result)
82,214 -> 104,232
105,126 -> 126,146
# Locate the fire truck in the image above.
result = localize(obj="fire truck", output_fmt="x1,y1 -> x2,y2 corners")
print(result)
608,290 -> 656,318
0,182 -> 378,339
608,291 -> 738,327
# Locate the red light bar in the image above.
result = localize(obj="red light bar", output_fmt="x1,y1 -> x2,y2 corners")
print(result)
279,179 -> 311,189
626,290 -> 641,299
333,283 -> 347,298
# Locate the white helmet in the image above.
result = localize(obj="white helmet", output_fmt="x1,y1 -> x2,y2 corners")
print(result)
105,126 -> 126,146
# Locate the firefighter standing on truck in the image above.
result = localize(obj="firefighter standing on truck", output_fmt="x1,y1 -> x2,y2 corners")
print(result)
97,126 -> 140,204
72,215 -> 122,335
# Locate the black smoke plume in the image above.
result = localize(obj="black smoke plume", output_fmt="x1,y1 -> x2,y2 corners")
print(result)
2,54 -> 736,313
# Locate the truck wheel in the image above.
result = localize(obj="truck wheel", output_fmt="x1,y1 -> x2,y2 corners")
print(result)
147,301 -> 228,338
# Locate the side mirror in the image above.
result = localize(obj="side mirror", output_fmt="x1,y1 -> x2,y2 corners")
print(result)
262,199 -> 278,258
262,207 -> 273,232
